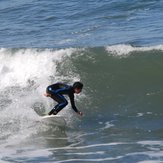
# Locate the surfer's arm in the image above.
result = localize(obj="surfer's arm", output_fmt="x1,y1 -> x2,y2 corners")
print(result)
69,94 -> 83,116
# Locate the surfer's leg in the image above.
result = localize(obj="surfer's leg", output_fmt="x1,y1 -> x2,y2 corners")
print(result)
53,97 -> 68,114
48,93 -> 68,115
46,87 -> 60,102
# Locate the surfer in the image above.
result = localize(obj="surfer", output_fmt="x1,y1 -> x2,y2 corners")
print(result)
44,82 -> 83,116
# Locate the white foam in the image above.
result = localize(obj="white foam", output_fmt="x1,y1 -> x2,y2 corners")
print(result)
0,48 -> 78,88
100,121 -> 114,130
51,142 -> 125,150
137,113 -> 144,117
126,150 -> 163,161
137,161 -> 161,163
0,147 -> 52,162
106,44 -> 163,56
137,140 -> 163,146
0,48 -> 81,156
54,156 -> 124,163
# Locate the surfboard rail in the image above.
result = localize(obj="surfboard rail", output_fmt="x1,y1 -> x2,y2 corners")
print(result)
40,114 -> 66,126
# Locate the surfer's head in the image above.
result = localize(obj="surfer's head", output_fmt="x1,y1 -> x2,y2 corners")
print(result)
73,82 -> 83,94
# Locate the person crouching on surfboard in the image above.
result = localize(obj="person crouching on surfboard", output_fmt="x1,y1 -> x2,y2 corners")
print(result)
44,82 -> 83,116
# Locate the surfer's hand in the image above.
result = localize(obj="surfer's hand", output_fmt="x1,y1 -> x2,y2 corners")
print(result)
78,111 -> 83,116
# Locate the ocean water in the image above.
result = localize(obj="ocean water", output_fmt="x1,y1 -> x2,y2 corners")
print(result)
0,1 -> 163,163
1,0 -> 163,48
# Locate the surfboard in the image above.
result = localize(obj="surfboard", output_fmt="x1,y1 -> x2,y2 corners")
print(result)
41,114 -> 66,126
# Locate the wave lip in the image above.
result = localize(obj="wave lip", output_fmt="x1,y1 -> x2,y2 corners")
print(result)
106,44 -> 163,56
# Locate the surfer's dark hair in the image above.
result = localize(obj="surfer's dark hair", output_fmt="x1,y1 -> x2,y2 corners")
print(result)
73,82 -> 83,89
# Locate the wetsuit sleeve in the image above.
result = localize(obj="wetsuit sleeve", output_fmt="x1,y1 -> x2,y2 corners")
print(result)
69,94 -> 79,113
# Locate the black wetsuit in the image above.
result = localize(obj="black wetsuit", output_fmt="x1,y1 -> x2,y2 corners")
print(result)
46,83 -> 79,115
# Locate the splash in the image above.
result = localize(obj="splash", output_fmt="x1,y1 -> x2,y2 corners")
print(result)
0,48 -> 81,148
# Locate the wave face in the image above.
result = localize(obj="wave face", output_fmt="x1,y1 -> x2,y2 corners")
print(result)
0,45 -> 163,162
